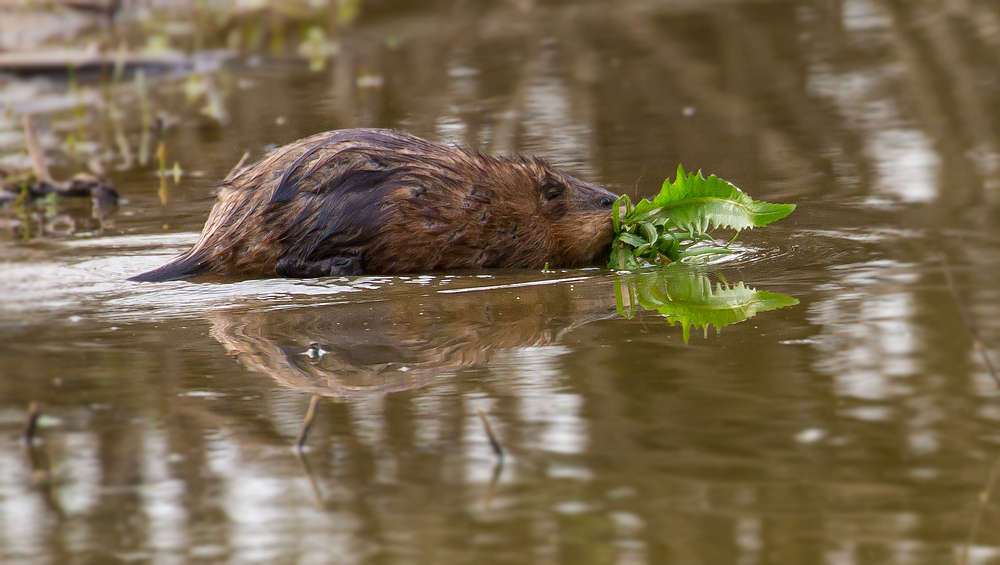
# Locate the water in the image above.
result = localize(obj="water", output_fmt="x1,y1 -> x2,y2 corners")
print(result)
2,1 -> 1000,563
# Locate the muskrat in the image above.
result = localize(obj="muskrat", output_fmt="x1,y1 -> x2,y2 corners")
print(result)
129,129 -> 618,282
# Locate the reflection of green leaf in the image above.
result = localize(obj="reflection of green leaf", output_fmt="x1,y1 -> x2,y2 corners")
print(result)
615,264 -> 798,342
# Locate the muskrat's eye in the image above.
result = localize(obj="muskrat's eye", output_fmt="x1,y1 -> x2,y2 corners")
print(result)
599,197 -> 613,208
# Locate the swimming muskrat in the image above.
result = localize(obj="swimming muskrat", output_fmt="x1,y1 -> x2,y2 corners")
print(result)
129,129 -> 618,282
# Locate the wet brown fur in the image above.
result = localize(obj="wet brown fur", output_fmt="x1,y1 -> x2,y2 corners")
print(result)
130,129 -> 618,281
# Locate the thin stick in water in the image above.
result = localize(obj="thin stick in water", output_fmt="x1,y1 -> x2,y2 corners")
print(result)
23,401 -> 40,446
482,454 -> 503,510
942,255 -> 999,387
296,395 -> 322,451
959,453 -> 1000,565
947,253 -> 1000,564
21,115 -> 53,184
293,449 -> 325,507
477,409 -> 503,460
156,116 -> 168,204
136,69 -> 151,166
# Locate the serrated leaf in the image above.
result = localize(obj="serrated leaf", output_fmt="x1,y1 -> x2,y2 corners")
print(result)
608,164 -> 795,270
647,165 -> 795,233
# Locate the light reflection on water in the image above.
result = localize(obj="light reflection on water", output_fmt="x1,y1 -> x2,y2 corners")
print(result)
810,260 -> 922,401
499,346 -> 588,456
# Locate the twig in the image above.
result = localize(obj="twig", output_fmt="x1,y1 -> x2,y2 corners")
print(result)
942,255 -> 999,387
947,253 -> 1000,565
156,116 -> 168,204
482,455 -> 503,510
293,448 -> 324,508
476,409 -> 504,509
959,454 -> 1000,565
21,115 -> 53,184
295,394 -> 321,451
23,401 -> 40,446
476,409 -> 503,460
110,104 -> 133,169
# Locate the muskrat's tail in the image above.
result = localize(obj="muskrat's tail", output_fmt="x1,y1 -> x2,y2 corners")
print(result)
128,250 -> 208,282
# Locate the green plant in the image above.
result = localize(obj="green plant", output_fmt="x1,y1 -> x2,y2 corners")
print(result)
609,165 -> 796,270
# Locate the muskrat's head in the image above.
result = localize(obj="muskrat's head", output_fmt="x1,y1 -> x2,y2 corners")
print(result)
526,160 -> 618,267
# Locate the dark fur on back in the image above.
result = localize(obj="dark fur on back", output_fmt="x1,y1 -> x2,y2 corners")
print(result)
130,129 -> 618,282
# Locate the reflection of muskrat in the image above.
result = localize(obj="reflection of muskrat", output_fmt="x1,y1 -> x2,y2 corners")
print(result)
207,277 -> 617,398
130,129 -> 618,282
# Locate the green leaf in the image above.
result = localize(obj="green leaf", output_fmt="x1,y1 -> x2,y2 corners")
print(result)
627,200 -> 667,224
612,194 -> 629,233
657,237 -> 680,262
632,243 -> 653,258
608,164 -> 795,270
638,221 -> 658,246
617,232 -> 649,248
610,242 -> 643,271
650,166 -> 796,232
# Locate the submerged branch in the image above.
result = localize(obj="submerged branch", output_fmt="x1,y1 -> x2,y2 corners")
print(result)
295,395 -> 322,451
476,409 -> 503,460
941,255 -> 999,387
21,116 -> 53,185
23,401 -> 40,446
959,453 -> 1000,565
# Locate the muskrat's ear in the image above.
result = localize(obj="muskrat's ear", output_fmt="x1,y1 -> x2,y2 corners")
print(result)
538,171 -> 566,201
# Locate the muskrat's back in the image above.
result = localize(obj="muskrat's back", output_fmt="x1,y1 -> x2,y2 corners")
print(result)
130,129 -> 618,282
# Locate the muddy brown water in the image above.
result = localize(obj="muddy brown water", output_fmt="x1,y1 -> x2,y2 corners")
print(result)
2,1 -> 1000,563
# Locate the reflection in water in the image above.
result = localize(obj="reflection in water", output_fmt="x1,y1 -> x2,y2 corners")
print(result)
618,264 -> 799,342
141,426 -> 187,554
191,265 -> 802,564
810,260 -> 921,402
208,275 -> 617,401
208,267 -> 795,411
502,346 -> 588,456
521,50 -> 595,177
0,201 -> 119,240
803,0 -> 945,206
57,432 -> 100,517
0,449 -> 46,558
869,129 -> 939,204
